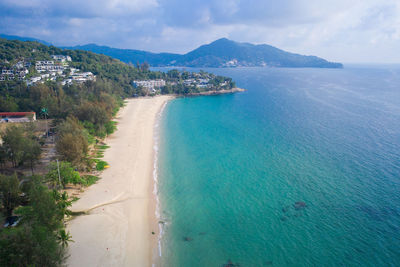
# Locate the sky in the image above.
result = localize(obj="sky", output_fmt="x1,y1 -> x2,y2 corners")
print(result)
1,0 -> 400,63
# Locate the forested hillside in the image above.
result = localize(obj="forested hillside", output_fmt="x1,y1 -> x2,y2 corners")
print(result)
0,38 -> 235,131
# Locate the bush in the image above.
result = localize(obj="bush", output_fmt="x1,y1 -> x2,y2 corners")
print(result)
95,160 -> 108,171
46,161 -> 85,188
82,175 -> 100,186
105,121 -> 117,135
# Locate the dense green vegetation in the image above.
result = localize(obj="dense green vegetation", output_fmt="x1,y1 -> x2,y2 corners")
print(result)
0,175 -> 70,266
0,124 -> 42,171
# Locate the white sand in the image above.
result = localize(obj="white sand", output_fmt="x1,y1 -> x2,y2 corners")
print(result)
67,96 -> 172,267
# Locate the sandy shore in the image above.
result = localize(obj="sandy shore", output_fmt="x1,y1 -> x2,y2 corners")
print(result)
67,96 -> 172,267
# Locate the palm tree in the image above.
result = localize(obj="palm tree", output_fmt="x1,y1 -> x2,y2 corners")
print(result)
57,229 -> 74,247
52,190 -> 72,219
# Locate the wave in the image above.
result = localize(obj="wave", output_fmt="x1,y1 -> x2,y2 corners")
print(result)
152,100 -> 169,265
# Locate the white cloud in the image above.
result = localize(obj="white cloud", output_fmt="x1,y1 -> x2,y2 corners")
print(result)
1,0 -> 400,62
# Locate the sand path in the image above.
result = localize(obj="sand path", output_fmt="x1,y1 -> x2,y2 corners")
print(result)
67,96 -> 172,267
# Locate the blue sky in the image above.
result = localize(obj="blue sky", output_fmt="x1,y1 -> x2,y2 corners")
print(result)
1,0 -> 400,63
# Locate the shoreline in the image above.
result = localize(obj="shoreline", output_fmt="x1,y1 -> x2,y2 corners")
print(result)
151,99 -> 169,266
66,95 -> 173,267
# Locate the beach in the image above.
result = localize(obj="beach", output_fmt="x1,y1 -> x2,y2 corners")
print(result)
67,96 -> 172,267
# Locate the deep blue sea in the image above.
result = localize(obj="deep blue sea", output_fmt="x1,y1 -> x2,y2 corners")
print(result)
157,66 -> 400,267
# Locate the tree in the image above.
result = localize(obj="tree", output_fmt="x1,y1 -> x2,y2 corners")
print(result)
17,176 -> 63,232
1,125 -> 25,167
52,190 -> 72,218
46,161 -> 84,188
1,124 -> 42,170
75,101 -> 110,135
0,176 -> 66,266
167,69 -> 180,79
56,117 -> 88,165
140,62 -> 150,72
0,173 -> 20,217
57,229 -> 74,248
0,225 -> 65,266
23,138 -> 42,175
0,146 -> 7,167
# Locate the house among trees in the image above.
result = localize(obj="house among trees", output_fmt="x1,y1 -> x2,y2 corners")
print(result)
35,60 -> 64,73
133,79 -> 166,92
71,72 -> 96,83
51,55 -> 72,63
1,68 -> 13,75
0,112 -> 36,123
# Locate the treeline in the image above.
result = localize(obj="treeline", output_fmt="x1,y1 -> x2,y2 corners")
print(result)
0,174 -> 72,266
0,121 -> 101,265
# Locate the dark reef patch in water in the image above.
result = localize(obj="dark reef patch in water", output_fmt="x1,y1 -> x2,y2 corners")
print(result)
183,236 -> 193,241
294,201 -> 307,210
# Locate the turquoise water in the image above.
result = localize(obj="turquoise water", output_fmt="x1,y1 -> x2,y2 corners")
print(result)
157,66 -> 400,266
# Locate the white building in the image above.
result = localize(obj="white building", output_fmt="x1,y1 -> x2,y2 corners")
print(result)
51,55 -> 72,62
133,79 -> 166,90
26,76 -> 42,86
61,79 -> 73,86
1,69 -> 13,75
35,61 -> 65,73
14,61 -> 24,69
183,79 -> 196,86
70,72 -> 96,84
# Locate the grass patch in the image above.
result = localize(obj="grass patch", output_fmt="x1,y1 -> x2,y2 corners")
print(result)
95,160 -> 109,171
93,144 -> 109,159
95,144 -> 110,150
105,121 -> 117,135
95,151 -> 104,158
83,175 -> 100,186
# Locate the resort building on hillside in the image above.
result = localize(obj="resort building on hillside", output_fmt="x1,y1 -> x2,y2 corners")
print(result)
71,72 -> 96,83
26,76 -> 42,86
35,61 -> 65,73
2,68 -> 13,75
61,72 -> 96,85
133,79 -> 166,91
183,79 -> 196,86
51,55 -> 72,63
0,112 -> 36,123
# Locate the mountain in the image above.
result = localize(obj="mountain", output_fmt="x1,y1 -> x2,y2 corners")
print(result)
65,38 -> 342,68
1,34 -> 342,68
0,34 -> 52,46
176,38 -> 343,68
61,44 -> 180,66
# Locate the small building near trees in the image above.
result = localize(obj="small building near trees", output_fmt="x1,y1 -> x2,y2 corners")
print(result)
0,112 -> 36,123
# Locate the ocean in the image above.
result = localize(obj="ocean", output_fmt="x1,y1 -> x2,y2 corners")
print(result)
156,66 -> 400,266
